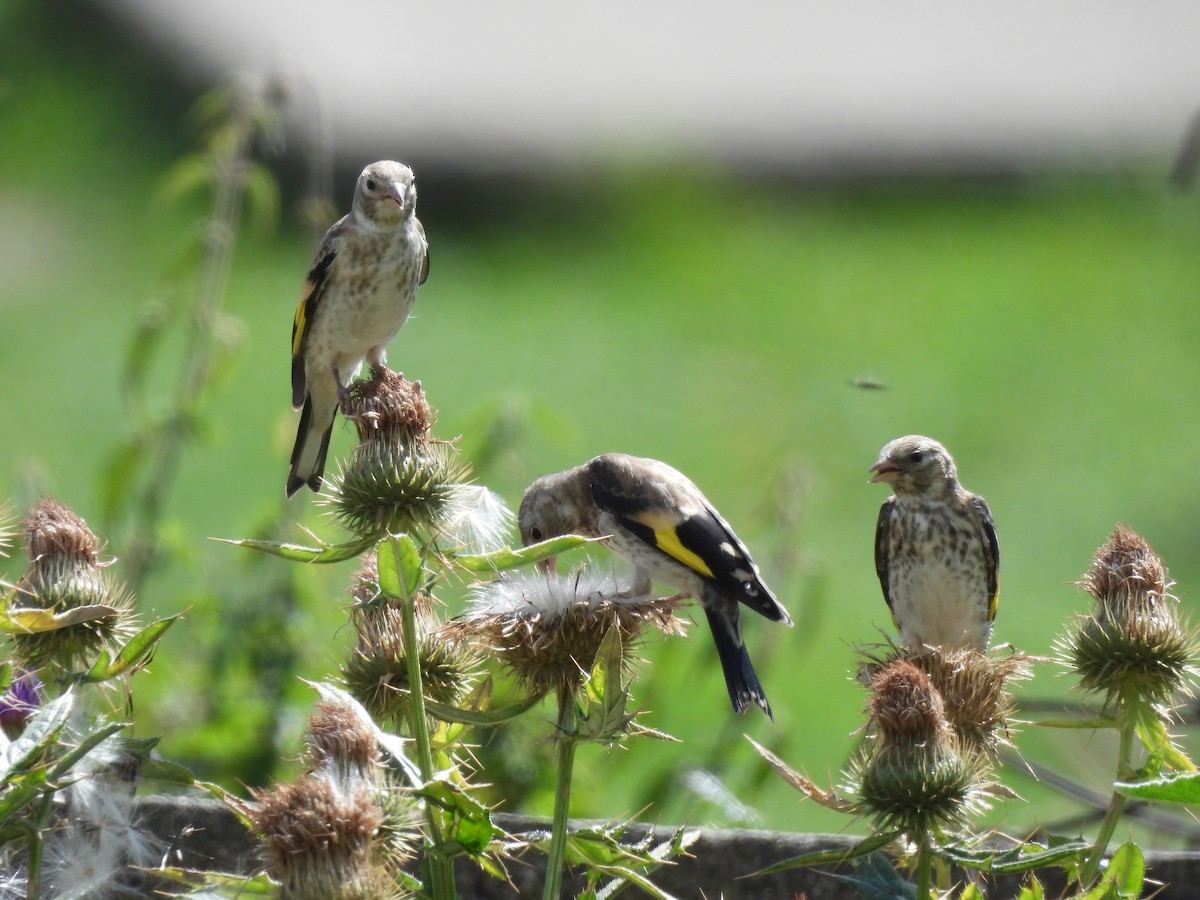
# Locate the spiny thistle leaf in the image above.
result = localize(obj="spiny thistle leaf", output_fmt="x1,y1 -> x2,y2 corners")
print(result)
755,832 -> 898,875
80,613 -> 182,682
213,533 -> 376,564
451,534 -> 601,573
418,775 -> 496,856
1116,770 -> 1200,804
0,604 -> 118,634
421,693 -> 542,728
938,836 -> 1092,875
747,735 -> 861,813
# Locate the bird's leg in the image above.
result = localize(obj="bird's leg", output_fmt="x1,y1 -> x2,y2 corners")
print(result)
366,346 -> 387,377
333,367 -> 352,414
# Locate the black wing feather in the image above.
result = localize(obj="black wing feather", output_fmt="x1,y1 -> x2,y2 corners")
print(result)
290,247 -> 338,409
972,495 -> 1000,617
874,497 -> 895,614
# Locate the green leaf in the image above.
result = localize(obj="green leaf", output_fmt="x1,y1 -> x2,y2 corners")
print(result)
1077,842 -> 1143,899
151,866 -> 276,895
0,605 -> 118,634
138,756 -> 196,786
422,693 -> 543,727
1116,769 -> 1200,804
213,533 -> 376,564
379,534 -> 422,600
418,776 -> 496,857
49,721 -> 127,781
755,831 -> 898,875
938,836 -> 1091,875
81,614 -> 182,682
451,534 -> 600,573
1132,710 -> 1196,773
1016,875 -> 1044,900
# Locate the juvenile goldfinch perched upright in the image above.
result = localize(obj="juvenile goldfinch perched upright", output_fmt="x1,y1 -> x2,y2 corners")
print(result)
287,160 -> 429,497
870,435 -> 999,652
518,453 -> 793,718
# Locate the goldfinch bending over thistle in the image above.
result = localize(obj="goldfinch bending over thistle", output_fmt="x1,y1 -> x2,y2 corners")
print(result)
518,453 -> 793,718
870,435 -> 999,652
287,160 -> 429,497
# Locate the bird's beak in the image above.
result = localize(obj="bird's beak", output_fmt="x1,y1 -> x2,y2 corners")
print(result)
537,555 -> 558,575
868,460 -> 900,484
386,182 -> 407,210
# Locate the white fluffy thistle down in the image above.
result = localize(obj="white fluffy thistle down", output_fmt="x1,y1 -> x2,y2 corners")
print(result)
438,484 -> 515,556
447,567 -> 687,697
0,722 -> 156,900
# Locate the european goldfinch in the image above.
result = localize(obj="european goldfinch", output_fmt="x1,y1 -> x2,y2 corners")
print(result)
287,160 -> 429,497
518,453 -> 792,718
870,435 -> 999,651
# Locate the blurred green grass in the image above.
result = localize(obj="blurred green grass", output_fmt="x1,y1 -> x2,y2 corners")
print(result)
5,0 -> 1200,843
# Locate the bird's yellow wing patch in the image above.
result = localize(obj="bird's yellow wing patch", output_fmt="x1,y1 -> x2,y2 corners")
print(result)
651,525 -> 714,578
291,285 -> 313,358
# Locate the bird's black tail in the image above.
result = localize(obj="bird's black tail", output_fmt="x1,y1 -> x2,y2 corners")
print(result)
704,602 -> 773,720
286,395 -> 335,498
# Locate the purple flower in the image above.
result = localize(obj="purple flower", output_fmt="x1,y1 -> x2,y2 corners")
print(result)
0,671 -> 42,736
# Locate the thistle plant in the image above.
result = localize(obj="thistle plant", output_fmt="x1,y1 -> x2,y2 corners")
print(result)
1052,525 -> 1198,888
0,500 -> 180,899
241,687 -> 420,900
448,568 -> 687,900
225,370 -> 556,900
751,641 -> 1039,897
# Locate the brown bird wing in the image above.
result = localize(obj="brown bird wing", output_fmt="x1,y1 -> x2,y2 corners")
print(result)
972,494 -> 1001,620
874,496 -> 896,615
290,219 -> 346,409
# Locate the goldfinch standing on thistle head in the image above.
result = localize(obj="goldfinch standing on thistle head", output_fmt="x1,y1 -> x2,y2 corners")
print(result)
287,160 -> 429,497
870,435 -> 999,651
518,453 -> 793,718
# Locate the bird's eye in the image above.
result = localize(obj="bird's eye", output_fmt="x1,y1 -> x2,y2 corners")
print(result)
530,526 -> 544,542
365,178 -> 378,192
909,450 -> 924,463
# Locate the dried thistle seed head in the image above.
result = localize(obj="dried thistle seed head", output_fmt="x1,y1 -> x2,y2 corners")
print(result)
344,367 -> 432,450
1080,525 -> 1174,622
24,499 -> 100,571
327,439 -> 466,540
1063,526 -> 1195,705
867,658 -> 948,745
445,569 -> 687,699
250,776 -> 392,900
342,600 -> 475,725
305,697 -> 382,776
852,736 -> 992,840
908,646 -> 1028,755
14,501 -> 135,671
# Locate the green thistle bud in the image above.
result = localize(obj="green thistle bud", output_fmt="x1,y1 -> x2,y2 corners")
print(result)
12,499 -> 133,671
852,659 -> 993,839
1062,525 -> 1194,706
325,368 -> 467,539
340,554 -> 476,725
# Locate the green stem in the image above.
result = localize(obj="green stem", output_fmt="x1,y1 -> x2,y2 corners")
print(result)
1079,704 -> 1137,887
26,793 -> 54,900
914,835 -> 933,899
543,690 -> 580,900
396,552 -> 456,900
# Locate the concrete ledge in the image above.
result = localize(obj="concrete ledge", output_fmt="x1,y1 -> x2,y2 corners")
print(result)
135,795 -> 1198,898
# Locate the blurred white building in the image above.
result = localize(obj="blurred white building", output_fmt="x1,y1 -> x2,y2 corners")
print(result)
97,0 -> 1200,172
